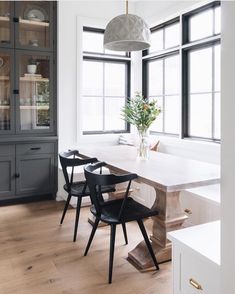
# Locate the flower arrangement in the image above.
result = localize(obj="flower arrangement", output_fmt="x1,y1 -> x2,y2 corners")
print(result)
121,92 -> 161,159
121,92 -> 161,133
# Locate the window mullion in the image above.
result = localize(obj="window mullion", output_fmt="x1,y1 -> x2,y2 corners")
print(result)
212,45 -> 215,139
162,58 -> 165,133
102,62 -> 105,132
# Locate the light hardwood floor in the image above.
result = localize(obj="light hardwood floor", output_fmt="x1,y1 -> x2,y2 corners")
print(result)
0,200 -> 171,294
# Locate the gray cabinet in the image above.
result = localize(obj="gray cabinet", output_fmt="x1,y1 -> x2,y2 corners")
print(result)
0,141 -> 57,201
16,153 -> 54,195
0,1 -> 57,204
0,145 -> 15,197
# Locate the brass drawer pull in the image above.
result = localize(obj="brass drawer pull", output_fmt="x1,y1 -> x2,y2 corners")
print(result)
189,278 -> 203,290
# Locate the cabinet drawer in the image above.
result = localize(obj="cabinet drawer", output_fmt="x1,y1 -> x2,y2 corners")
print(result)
180,248 -> 220,294
0,145 -> 15,156
16,143 -> 54,155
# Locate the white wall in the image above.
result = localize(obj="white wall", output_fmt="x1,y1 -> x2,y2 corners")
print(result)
221,2 -> 235,293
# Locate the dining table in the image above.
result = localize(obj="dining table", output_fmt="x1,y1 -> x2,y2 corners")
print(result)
78,144 -> 220,270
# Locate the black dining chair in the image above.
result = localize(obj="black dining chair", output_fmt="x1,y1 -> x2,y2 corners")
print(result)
84,161 -> 160,284
59,150 -> 116,242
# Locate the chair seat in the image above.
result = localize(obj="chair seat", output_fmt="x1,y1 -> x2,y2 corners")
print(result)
90,197 -> 159,224
64,181 -> 115,197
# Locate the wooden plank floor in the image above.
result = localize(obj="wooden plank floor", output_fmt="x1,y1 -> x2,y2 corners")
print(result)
0,200 -> 171,294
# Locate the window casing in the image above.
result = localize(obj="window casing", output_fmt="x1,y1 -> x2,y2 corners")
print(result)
82,27 -> 130,134
143,1 -> 221,142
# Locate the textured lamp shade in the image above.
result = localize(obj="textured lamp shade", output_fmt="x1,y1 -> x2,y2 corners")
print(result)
104,14 -> 151,51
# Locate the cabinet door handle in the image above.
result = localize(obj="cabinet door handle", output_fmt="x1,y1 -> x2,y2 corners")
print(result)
189,278 -> 203,290
15,173 -> 20,178
30,147 -> 41,150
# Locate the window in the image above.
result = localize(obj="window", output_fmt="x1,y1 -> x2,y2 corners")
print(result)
143,19 -> 180,135
189,6 -> 221,42
186,3 -> 221,140
143,2 -> 221,142
188,44 -> 220,139
82,27 -> 130,134
149,21 -> 180,54
147,54 -> 180,134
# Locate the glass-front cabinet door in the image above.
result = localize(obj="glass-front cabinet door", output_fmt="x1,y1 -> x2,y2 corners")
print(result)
0,49 -> 13,133
16,51 -> 53,133
15,1 -> 53,51
0,1 -> 13,48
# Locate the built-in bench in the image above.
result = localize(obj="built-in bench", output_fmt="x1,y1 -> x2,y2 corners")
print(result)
181,184 -> 220,226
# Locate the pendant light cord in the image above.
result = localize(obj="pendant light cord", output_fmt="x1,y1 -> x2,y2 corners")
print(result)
126,0 -> 128,15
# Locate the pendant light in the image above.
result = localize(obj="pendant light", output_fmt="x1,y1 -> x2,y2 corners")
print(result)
104,0 -> 151,52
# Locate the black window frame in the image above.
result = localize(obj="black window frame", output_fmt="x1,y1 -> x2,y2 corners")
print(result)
82,27 -> 131,135
143,1 -> 221,142
143,18 -> 180,136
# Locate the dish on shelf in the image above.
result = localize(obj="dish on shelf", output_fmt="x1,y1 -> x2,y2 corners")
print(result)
23,5 -> 48,22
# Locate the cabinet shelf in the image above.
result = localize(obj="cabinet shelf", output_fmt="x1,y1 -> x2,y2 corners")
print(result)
20,77 -> 49,82
0,105 -> 10,110
19,18 -> 49,32
0,16 -> 10,22
20,105 -> 49,110
0,76 -> 9,81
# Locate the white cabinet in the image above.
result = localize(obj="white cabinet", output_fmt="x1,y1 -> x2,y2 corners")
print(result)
168,221 -> 220,294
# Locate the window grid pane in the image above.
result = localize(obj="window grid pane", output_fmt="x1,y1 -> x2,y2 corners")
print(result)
165,23 -> 180,49
189,93 -> 212,138
83,31 -> 104,53
189,9 -> 213,42
148,54 -> 180,135
148,59 -> 163,96
104,97 -> 126,131
189,47 -> 212,93
149,29 -> 163,53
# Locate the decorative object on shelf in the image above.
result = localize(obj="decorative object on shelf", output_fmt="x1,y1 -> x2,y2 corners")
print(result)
121,92 -> 161,160
29,39 -> 39,47
27,57 -> 39,74
104,0 -> 151,51
23,5 -> 48,22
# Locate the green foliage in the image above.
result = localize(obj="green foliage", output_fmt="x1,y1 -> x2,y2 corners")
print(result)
121,92 -> 161,132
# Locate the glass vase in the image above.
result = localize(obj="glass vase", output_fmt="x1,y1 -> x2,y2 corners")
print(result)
137,129 -> 149,160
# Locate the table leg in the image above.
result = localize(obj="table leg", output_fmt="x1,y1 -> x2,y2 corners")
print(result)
128,188 -> 188,269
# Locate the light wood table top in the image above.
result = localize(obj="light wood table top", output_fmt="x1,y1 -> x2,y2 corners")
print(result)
79,145 -> 220,192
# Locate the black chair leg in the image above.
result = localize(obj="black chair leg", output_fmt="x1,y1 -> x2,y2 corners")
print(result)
109,224 -> 116,284
137,219 -> 159,270
121,222 -> 128,245
73,197 -> 82,242
84,217 -> 99,256
60,193 -> 72,225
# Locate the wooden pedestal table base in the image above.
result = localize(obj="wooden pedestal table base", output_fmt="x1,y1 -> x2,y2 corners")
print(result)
128,188 -> 188,269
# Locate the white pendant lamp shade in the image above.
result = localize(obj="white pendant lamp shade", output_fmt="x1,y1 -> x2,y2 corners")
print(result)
104,14 -> 151,52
